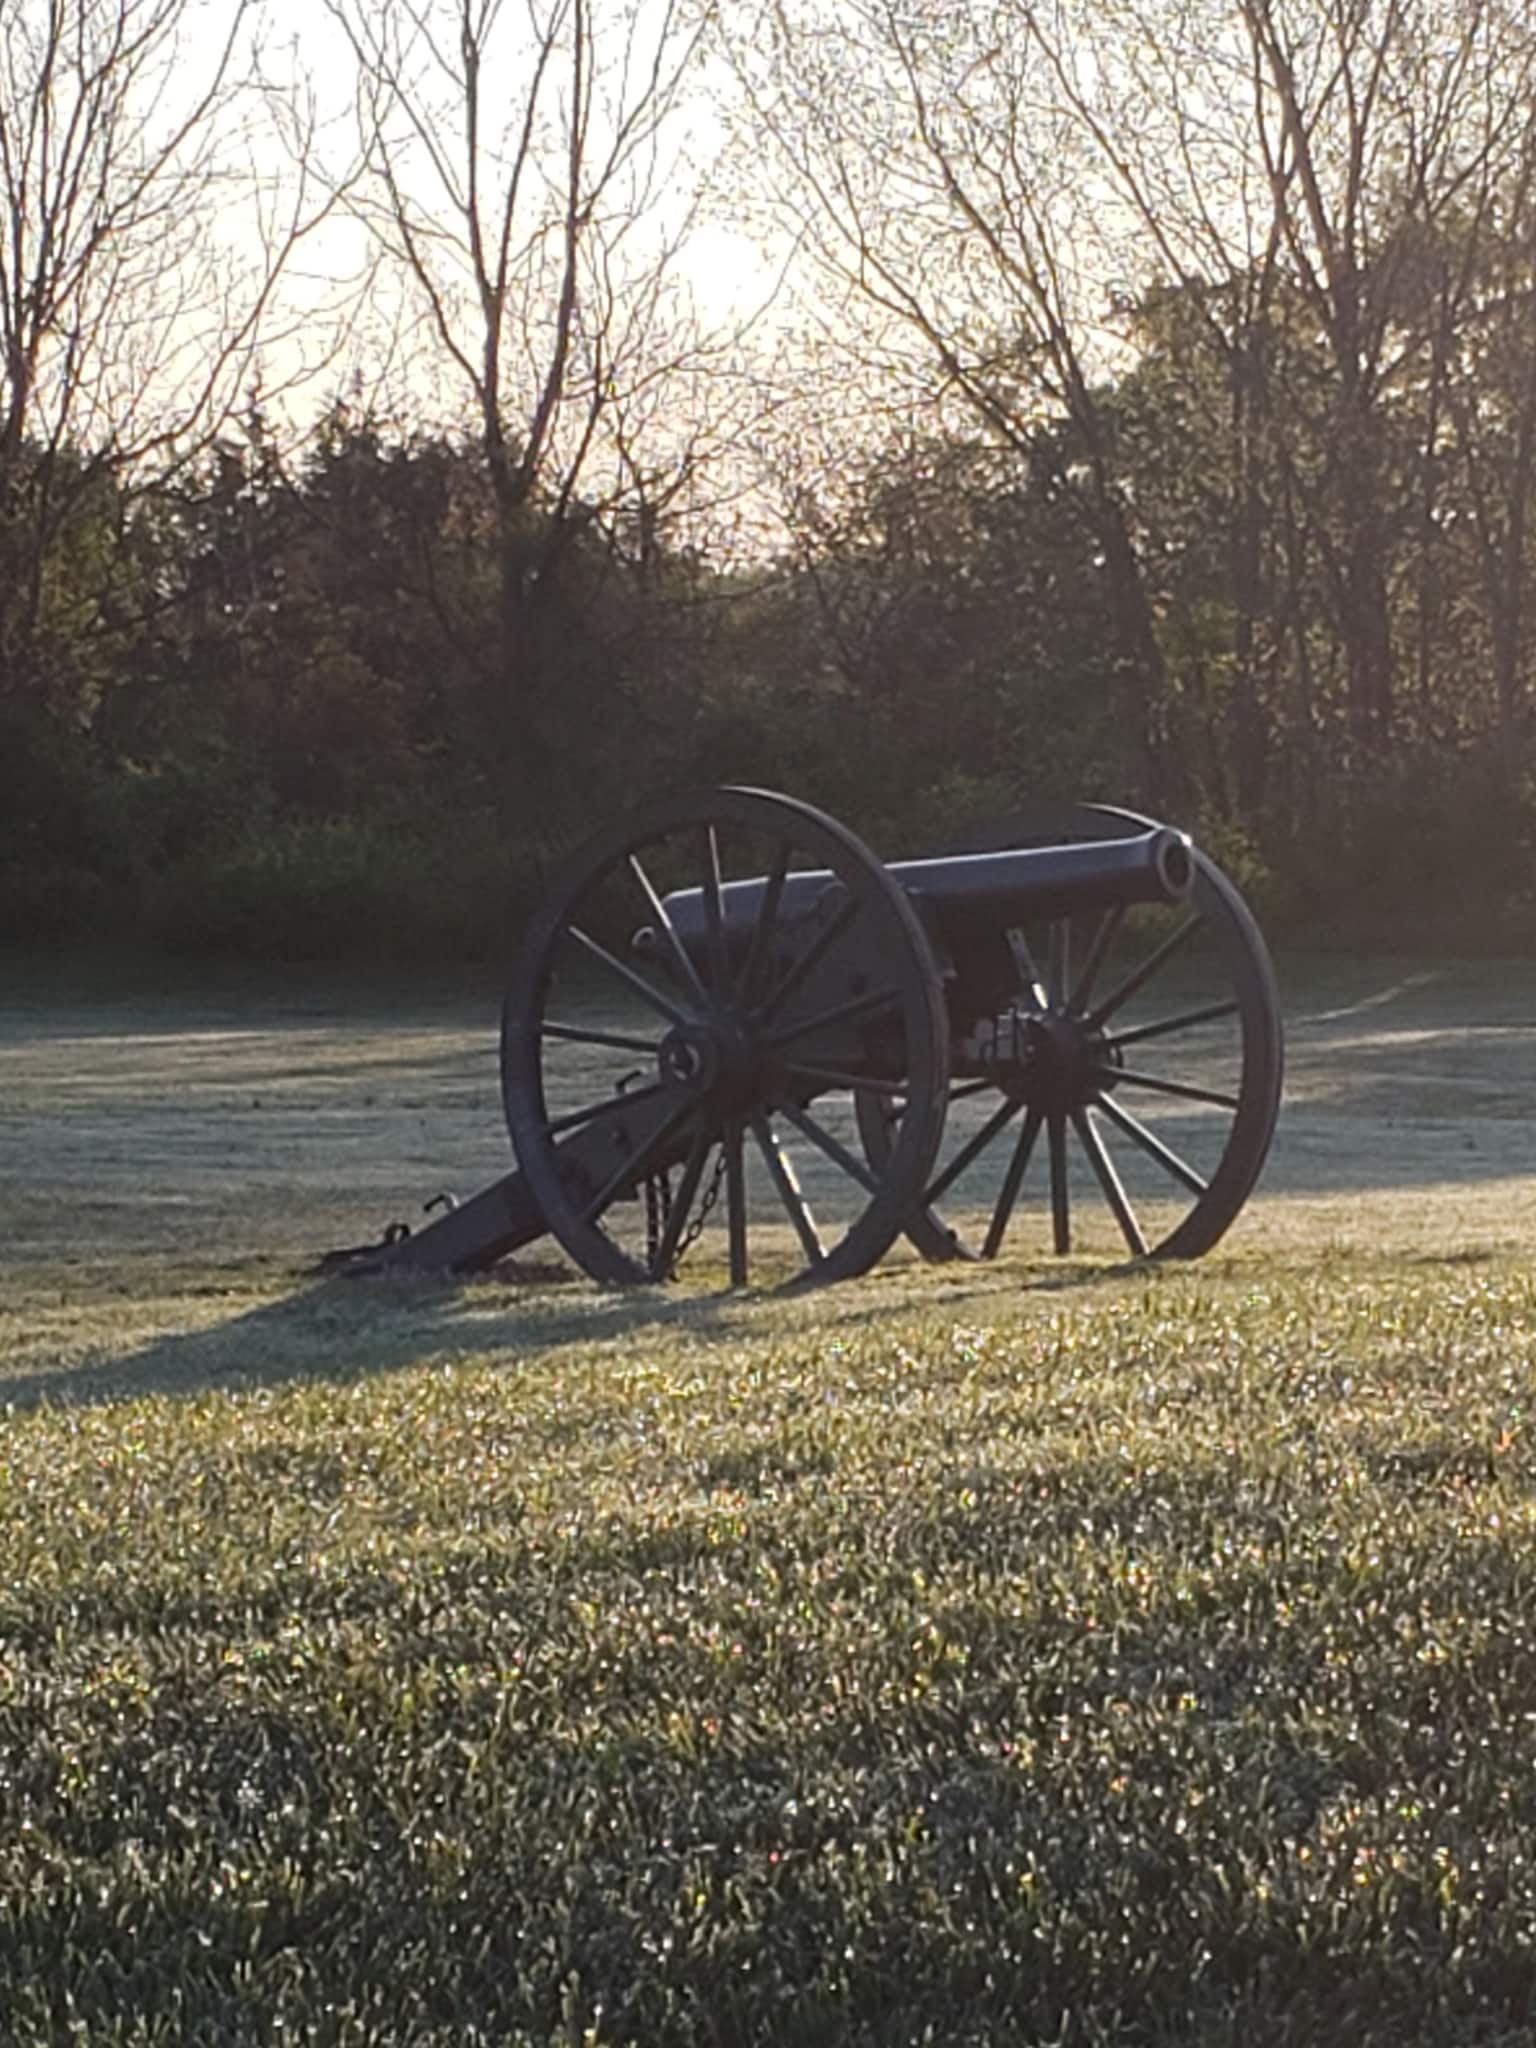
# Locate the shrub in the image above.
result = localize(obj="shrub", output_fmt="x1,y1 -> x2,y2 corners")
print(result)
0,857 -> 123,942
151,816 -> 548,964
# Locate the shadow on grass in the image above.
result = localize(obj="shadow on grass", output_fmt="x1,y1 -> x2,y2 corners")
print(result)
0,1247 -> 1134,1416
0,1273 -> 710,1415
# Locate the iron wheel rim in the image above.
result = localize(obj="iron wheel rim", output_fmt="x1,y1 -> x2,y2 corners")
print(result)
502,786 -> 951,1291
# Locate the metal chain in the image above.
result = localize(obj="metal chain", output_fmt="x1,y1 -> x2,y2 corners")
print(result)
664,1140 -> 730,1277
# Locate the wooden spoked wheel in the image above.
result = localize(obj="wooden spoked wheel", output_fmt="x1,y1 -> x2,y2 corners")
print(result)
856,803 -> 1283,1265
501,787 -> 950,1291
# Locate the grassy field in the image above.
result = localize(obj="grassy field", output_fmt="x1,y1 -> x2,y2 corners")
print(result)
5,950 -> 1536,2044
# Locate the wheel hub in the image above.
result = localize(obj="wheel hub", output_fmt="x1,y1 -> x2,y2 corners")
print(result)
965,1004 -> 1117,1117
658,1014 -> 764,1115
658,1022 -> 721,1091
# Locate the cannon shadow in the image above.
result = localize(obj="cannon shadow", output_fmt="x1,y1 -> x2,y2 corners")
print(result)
3,1247 -> 1093,1415
0,1266 -> 718,1416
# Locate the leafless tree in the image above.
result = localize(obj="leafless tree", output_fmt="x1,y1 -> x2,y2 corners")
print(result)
0,0 -> 350,689
1037,0 -> 1536,786
722,0 -> 1536,824
321,0 -> 754,820
719,0 -> 1191,805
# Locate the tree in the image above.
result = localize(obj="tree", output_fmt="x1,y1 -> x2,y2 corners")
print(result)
0,0 -> 352,936
321,0 -> 745,835
1045,0 -> 1536,808
0,0 -> 345,704
1436,119 -> 1536,780
719,0 -> 1193,809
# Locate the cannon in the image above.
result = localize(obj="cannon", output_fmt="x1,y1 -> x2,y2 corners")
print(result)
337,786 -> 1282,1290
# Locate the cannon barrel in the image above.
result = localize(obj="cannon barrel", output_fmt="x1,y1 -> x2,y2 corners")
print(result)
662,825 -> 1193,957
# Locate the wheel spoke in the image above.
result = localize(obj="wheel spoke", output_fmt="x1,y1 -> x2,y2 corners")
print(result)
1103,999 -> 1239,1052
735,841 -> 791,1007
751,1114 -> 824,1263
649,1128 -> 715,1281
578,1099 -> 697,1224
758,984 -> 900,1051
627,852 -> 712,1011
776,1099 -> 879,1193
541,1019 -> 662,1056
981,1104 -> 1043,1259
1096,1066 -> 1241,1111
544,1077 -> 668,1138
757,891 -> 860,1025
725,1117 -> 748,1285
1049,1113 -> 1070,1253
1091,1091 -> 1208,1196
926,1094 -> 1024,1206
1006,924 -> 1049,1003
1087,913 -> 1201,1028
1069,904 -> 1125,1013
1071,1106 -> 1148,1257
568,925 -> 692,1028
1049,918 -> 1071,1007
699,826 -> 730,997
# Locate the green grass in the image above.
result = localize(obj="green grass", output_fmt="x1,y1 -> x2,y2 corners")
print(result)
5,1253 -> 1536,2045
8,953 -> 1536,2043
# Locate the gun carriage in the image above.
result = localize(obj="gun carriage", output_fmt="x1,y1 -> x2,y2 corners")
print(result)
342,786 -> 1282,1290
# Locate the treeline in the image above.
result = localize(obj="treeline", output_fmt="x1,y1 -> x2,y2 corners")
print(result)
2,311 -> 1534,963
0,404 -> 1132,959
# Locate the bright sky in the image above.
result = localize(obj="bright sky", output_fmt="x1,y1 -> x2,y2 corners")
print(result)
243,0 -> 778,325
0,0 -> 762,488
